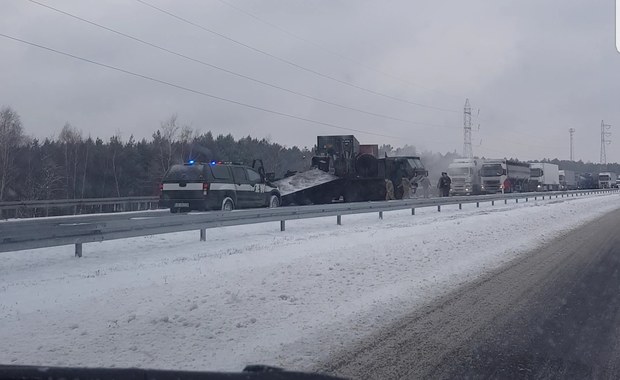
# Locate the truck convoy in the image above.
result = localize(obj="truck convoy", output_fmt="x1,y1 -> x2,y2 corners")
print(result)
598,172 -> 618,188
274,135 -> 428,205
559,170 -> 578,190
448,158 -> 484,195
479,159 -> 530,193
529,163 -> 560,191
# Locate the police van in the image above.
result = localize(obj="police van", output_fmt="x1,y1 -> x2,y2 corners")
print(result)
159,160 -> 281,212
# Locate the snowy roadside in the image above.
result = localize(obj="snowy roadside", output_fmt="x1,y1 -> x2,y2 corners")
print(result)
1,193 -> 619,372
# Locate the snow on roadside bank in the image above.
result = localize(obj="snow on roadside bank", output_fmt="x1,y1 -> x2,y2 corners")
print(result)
1,194 -> 619,371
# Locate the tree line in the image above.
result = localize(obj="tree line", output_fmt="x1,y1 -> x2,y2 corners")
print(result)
1,105 -> 617,202
0,108 -> 313,201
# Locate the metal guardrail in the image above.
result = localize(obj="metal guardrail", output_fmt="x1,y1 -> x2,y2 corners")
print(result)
0,189 -> 616,257
0,196 -> 159,218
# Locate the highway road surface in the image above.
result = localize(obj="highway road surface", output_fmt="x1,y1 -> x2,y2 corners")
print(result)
317,209 -> 620,379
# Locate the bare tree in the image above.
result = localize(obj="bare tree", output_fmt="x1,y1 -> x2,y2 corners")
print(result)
179,125 -> 197,162
158,114 -> 180,173
0,106 -> 24,201
59,123 -> 82,199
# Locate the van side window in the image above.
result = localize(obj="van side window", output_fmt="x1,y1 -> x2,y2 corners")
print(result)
210,165 -> 231,180
246,169 -> 262,183
232,167 -> 248,183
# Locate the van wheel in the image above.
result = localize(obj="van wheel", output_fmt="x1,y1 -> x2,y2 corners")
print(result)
269,194 -> 280,208
222,198 -> 234,211
170,207 -> 179,214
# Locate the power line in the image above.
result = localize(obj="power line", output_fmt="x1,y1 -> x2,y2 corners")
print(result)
134,0 -> 461,114
0,31 -> 556,160
25,0 -> 457,132
219,0 -> 573,152
0,32 -> 404,140
135,0 -> 568,155
216,0 -> 465,101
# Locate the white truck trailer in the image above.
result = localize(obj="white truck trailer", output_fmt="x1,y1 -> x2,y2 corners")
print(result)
448,158 -> 484,195
559,170 -> 578,190
529,163 -> 560,191
480,159 -> 530,193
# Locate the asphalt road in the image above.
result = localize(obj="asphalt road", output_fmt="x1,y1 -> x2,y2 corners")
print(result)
317,209 -> 620,379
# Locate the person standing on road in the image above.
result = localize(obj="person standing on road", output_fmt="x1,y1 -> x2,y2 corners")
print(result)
419,175 -> 431,198
385,178 -> 395,200
438,172 -> 452,197
400,176 -> 412,199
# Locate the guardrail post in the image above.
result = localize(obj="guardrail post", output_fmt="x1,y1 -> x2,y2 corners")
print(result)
504,199 -> 507,204
337,215 -> 342,225
437,205 -> 441,212
476,202 -> 479,208
525,197 -> 528,202
75,243 -> 82,258
459,203 -> 462,210
200,228 -> 207,241
491,200 -> 495,206
516,198 -> 519,203
379,211 -> 383,219
280,220 -> 286,231
411,208 -> 415,215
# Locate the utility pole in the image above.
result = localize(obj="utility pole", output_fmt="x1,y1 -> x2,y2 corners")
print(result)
463,98 -> 473,158
568,128 -> 575,161
600,120 -> 611,164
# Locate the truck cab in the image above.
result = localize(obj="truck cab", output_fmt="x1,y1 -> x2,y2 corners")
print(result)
529,163 -> 559,192
598,172 -> 618,189
480,159 -> 530,193
448,158 -> 483,195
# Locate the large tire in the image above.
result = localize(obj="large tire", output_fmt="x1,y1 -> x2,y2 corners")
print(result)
221,198 -> 234,211
269,194 -> 280,208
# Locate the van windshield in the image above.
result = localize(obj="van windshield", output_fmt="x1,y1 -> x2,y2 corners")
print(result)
163,165 -> 205,181
480,164 -> 503,177
407,158 -> 423,168
530,168 -> 543,177
449,167 -> 470,176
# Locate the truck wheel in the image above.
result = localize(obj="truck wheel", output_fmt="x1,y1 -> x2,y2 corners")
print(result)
269,195 -> 280,208
170,207 -> 179,214
221,198 -> 234,211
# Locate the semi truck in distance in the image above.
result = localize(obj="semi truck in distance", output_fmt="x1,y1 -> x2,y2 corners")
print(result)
529,163 -> 560,191
274,135 -> 428,205
448,158 -> 484,195
598,172 -> 618,188
480,159 -> 530,193
559,170 -> 578,190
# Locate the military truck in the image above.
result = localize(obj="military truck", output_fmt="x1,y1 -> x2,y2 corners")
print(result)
274,135 -> 427,205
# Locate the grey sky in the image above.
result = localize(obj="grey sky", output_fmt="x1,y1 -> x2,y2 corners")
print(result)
1,0 -> 618,163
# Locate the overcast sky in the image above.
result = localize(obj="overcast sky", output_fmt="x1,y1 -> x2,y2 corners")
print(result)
1,0 -> 618,163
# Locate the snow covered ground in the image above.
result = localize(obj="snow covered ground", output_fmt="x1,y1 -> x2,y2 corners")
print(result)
1,193 -> 619,372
